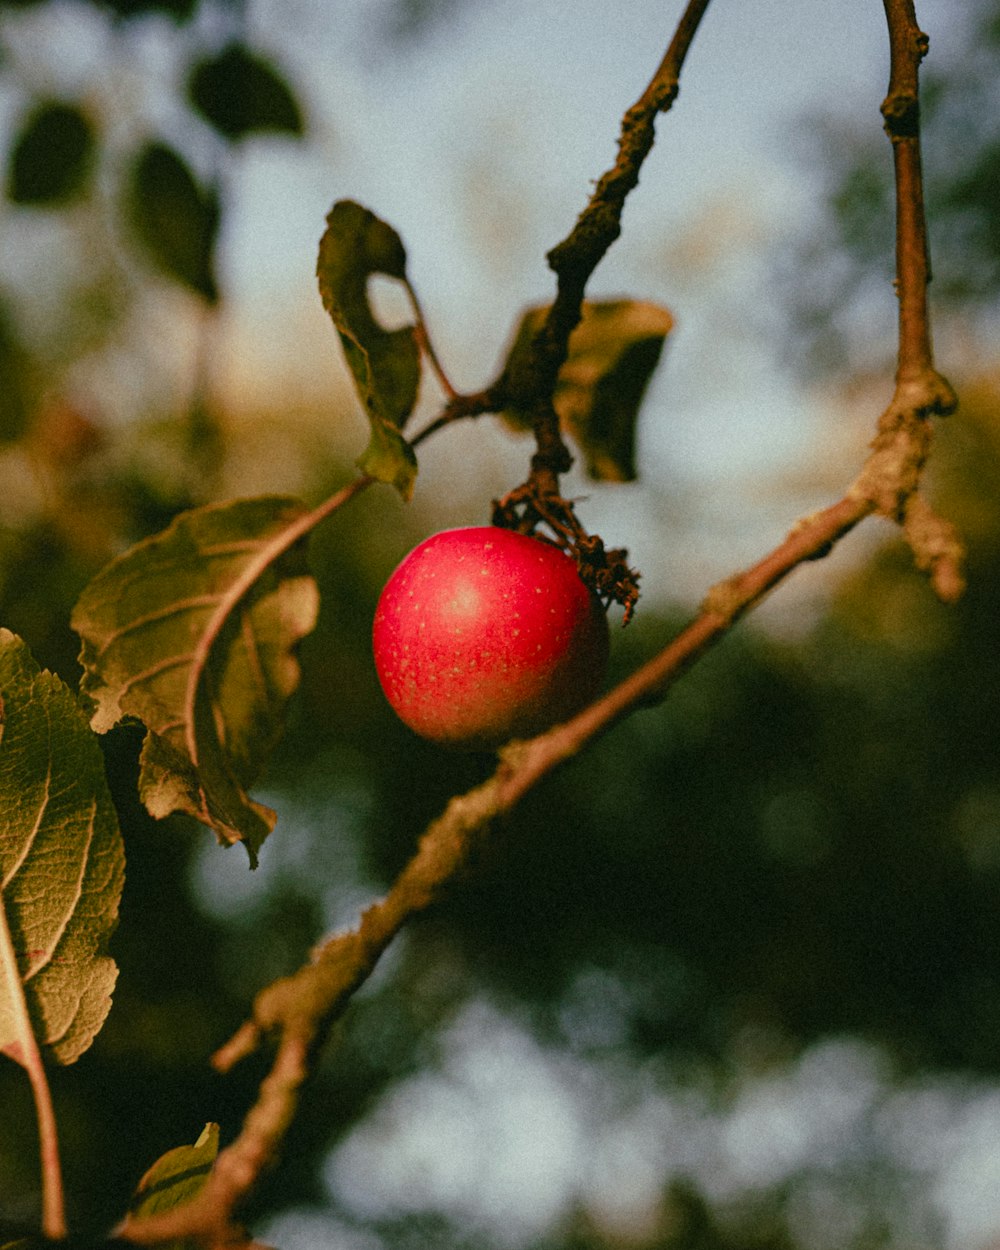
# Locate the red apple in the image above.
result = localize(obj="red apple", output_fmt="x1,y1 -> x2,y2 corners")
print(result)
372,526 -> 610,749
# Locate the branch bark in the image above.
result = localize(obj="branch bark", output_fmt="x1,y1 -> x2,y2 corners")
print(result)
865,0 -> 963,599
881,0 -> 945,397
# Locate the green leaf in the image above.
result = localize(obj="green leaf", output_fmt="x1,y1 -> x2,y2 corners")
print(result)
71,496 -> 321,865
126,142 -> 219,302
127,1122 -> 218,1248
187,43 -> 305,142
500,299 -> 674,482
317,200 -> 420,498
0,630 -> 124,1067
6,100 -> 95,206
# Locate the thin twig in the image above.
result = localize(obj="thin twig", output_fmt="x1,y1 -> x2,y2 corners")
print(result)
409,385 -> 504,447
25,1053 -> 65,1241
865,0 -> 964,598
405,280 -> 459,401
120,402 -> 919,1249
515,0 -> 713,491
880,0 -> 956,410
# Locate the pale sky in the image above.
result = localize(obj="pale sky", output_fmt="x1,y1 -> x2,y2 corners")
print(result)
0,0 -> 962,606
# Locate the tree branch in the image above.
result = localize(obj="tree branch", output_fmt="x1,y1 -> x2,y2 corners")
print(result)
409,384 -> 505,447
508,0 -> 713,493
117,407 -> 941,1250
881,0 -> 943,396
158,483 -> 873,1250
867,0 -> 963,598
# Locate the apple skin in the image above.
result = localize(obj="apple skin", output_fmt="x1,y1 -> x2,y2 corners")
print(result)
372,526 -> 610,750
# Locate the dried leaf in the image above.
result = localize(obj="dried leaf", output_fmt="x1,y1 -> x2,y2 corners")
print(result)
0,630 -> 124,1067
501,299 -> 673,481
317,200 -> 420,498
71,496 -> 321,865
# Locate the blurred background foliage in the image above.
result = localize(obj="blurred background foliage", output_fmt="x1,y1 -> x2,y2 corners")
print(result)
0,1 -> 999,1249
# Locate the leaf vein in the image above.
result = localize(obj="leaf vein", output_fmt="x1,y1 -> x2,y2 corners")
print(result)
22,796 -> 97,984
181,498 -> 337,777
240,609 -> 269,707
95,594 -> 222,659
2,735 -> 52,894
118,651 -> 198,699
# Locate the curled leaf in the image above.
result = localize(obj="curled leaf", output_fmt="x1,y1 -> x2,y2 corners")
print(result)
0,630 -> 124,1067
71,496 -> 321,865
317,200 -> 420,498
501,299 -> 674,481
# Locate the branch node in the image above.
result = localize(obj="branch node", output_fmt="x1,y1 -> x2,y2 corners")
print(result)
850,410 -> 928,520
651,79 -> 680,112
880,91 -> 920,139
920,370 -> 959,417
699,575 -> 744,623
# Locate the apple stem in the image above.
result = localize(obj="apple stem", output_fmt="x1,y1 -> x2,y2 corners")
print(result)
492,484 -> 640,622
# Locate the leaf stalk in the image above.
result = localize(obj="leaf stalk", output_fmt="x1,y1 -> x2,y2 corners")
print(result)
0,899 -> 66,1241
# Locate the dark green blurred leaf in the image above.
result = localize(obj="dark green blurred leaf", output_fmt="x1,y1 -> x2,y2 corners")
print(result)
6,100 -> 95,206
98,0 -> 197,21
187,43 -> 304,142
317,200 -> 420,498
501,299 -> 673,481
126,142 -> 219,303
